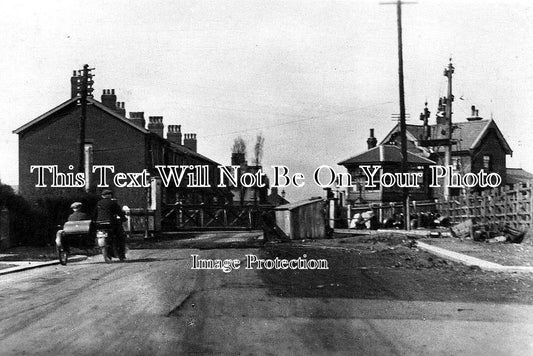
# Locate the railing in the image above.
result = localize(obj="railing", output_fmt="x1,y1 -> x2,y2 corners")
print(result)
161,203 -> 276,230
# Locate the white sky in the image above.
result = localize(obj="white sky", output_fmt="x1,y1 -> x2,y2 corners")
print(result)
1,0 -> 532,201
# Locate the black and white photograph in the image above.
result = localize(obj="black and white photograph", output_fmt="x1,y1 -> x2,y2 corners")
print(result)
1,0 -> 533,354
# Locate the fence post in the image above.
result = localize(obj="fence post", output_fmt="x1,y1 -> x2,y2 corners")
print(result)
150,176 -> 162,233
223,206 -> 228,227
177,202 -> 183,228
529,181 -> 533,229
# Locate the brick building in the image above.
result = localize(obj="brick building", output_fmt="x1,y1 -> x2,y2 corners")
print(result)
381,106 -> 512,197
339,106 -> 514,205
13,71 -> 229,209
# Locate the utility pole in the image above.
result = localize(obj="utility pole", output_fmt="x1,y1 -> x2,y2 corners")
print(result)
73,64 -> 94,175
381,0 -> 415,229
443,60 -> 454,200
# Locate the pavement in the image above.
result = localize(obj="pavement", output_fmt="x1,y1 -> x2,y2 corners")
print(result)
0,254 -> 87,275
336,228 -> 533,273
416,241 -> 533,273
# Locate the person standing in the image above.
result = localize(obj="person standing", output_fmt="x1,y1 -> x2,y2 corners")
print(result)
95,189 -> 127,261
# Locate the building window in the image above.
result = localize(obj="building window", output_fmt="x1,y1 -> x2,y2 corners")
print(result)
452,157 -> 461,170
482,155 -> 492,171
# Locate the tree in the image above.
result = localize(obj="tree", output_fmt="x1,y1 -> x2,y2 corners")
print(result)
253,133 -> 265,166
232,136 -> 247,155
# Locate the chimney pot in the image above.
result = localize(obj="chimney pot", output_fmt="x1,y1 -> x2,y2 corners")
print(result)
467,105 -> 482,121
167,124 -> 183,145
183,132 -> 198,152
101,89 -> 118,110
367,128 -> 378,149
147,116 -> 164,137
128,112 -> 146,128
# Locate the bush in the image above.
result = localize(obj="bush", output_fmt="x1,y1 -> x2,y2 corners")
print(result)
33,193 -> 100,246
0,184 -> 36,245
0,184 -> 99,246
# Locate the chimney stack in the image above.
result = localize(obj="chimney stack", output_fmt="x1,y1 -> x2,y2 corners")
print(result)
148,116 -> 164,137
129,112 -> 145,128
183,133 -> 197,152
467,105 -> 482,121
231,152 -> 246,166
101,89 -> 117,110
167,125 -> 182,145
115,101 -> 126,117
367,128 -> 377,149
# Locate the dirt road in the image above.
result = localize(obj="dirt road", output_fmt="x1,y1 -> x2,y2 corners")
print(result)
1,241 -> 533,355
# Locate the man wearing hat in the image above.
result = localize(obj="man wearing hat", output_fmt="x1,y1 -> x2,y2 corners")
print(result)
95,189 -> 127,260
68,202 -> 89,221
55,202 -> 89,247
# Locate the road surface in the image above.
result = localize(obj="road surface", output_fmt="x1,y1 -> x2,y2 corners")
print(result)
1,241 -> 533,355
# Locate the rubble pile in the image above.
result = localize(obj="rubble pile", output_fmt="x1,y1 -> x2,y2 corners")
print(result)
450,219 -> 529,244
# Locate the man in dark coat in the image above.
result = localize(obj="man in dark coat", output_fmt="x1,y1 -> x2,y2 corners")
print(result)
95,189 -> 127,261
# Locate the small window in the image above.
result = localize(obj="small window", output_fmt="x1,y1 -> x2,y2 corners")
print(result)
483,155 -> 491,171
452,157 -> 461,170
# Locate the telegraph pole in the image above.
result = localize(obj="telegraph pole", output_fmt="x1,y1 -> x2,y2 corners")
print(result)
73,64 -> 94,175
381,0 -> 415,229
443,60 -> 454,200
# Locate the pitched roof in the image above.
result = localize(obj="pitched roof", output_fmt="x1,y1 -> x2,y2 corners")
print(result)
267,189 -> 290,206
13,96 -> 221,165
169,142 -> 220,165
338,144 -> 435,166
13,97 -> 78,134
381,119 -> 512,155
506,168 -> 533,184
12,97 -> 149,135
88,98 -> 149,134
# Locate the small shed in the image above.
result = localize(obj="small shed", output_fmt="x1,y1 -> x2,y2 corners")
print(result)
274,198 -> 326,240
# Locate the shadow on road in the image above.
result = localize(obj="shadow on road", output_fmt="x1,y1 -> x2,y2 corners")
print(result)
256,242 -> 533,304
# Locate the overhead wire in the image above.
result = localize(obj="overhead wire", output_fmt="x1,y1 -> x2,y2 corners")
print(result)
202,100 -> 394,138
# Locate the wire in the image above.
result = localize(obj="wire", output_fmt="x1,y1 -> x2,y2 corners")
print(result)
202,101 -> 394,138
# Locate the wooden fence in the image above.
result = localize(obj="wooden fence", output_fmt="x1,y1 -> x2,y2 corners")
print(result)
347,181 -> 533,230
161,203 -> 275,231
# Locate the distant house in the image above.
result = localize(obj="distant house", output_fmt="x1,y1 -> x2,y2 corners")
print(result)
379,106 -> 512,197
223,152 -> 269,205
267,187 -> 289,206
13,72 -> 229,208
338,134 -> 435,204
